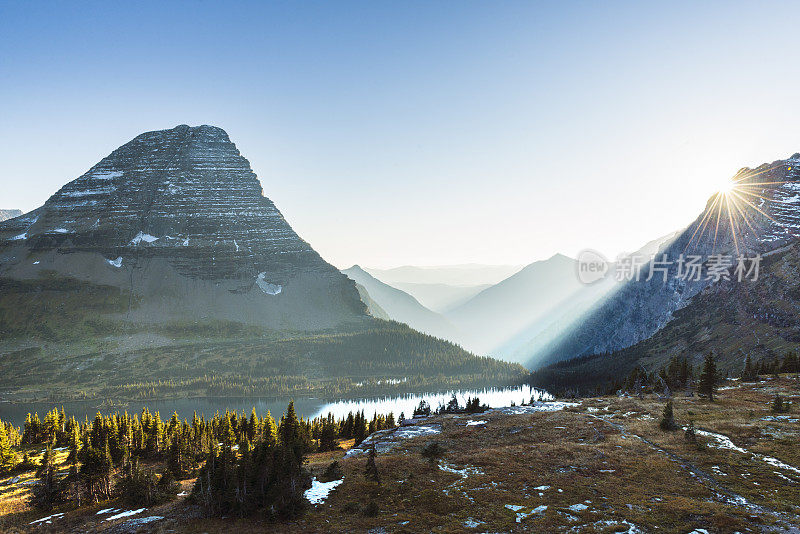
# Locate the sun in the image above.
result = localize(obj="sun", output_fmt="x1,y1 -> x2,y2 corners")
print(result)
717,178 -> 735,195
686,163 -> 790,255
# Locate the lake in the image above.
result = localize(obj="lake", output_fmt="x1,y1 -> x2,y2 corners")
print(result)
0,384 -> 547,427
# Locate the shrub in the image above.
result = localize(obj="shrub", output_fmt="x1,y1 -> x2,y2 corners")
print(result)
421,441 -> 445,466
320,460 -> 343,483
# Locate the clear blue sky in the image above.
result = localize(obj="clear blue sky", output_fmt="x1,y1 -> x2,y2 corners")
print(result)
2,1 -> 799,268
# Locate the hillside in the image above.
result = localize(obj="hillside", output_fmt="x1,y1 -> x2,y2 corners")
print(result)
342,265 -> 462,342
388,282 -> 488,313
530,241 -> 800,394
445,254 -> 583,359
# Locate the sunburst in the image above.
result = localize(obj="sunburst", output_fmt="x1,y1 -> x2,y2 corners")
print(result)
685,163 -> 793,255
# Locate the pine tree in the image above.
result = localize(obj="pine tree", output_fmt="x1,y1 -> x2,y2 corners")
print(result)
31,445 -> 60,510
364,444 -> 380,484
659,400 -> 677,431
699,352 -> 718,402
771,395 -> 788,413
742,354 -> 757,381
0,420 -> 17,473
684,420 -> 698,448
262,411 -> 278,447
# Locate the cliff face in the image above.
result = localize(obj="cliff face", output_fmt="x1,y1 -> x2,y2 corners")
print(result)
0,125 -> 366,330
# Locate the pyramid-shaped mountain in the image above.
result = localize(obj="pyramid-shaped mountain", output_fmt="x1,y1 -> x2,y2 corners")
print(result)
0,124 -> 365,329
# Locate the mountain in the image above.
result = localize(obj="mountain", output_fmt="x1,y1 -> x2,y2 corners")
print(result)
0,125 -> 525,400
387,282 -> 489,313
504,232 -> 679,368
444,254 -> 584,359
0,124 -> 364,330
365,264 -> 522,287
0,209 -> 22,222
531,241 -> 800,394
529,153 -> 800,370
342,265 -> 462,341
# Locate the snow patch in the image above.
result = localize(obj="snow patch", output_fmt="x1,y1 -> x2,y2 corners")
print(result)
305,477 -> 343,504
466,420 -> 486,427
256,272 -> 282,295
505,504 -> 547,522
695,430 -> 747,453
124,516 -> 164,527
105,508 -> 146,521
463,517 -> 484,528
53,228 -> 71,233
10,233 -> 26,240
30,513 -> 65,525
96,508 -> 119,515
62,186 -> 115,197
130,232 -> 159,245
91,171 -> 123,180
497,401 -> 580,415
107,256 -> 123,268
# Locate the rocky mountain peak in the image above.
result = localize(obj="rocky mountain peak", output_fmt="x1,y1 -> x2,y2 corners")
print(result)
0,125 -> 365,329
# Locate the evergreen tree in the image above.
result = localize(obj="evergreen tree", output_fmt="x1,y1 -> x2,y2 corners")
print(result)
262,411 -> 278,447
0,420 -> 17,473
698,352 -> 718,401
742,354 -> 757,381
771,395 -> 788,413
364,444 -> 380,484
659,400 -> 677,431
81,442 -> 112,502
684,420 -> 698,448
31,445 -> 60,510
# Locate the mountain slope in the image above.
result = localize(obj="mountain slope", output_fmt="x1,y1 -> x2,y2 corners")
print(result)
445,254 -> 584,359
342,265 -> 462,341
387,282 -> 489,313
530,241 -> 800,394
529,154 -> 800,369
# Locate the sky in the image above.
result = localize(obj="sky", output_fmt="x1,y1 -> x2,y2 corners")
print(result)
2,1 -> 800,269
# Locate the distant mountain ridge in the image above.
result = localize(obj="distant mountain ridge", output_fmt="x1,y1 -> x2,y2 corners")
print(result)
0,209 -> 22,222
445,253 -> 584,359
365,264 -> 522,287
342,265 -> 462,341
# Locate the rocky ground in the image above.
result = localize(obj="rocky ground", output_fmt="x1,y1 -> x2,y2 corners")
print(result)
3,377 -> 800,533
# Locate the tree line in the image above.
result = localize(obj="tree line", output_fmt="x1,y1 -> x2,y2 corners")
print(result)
0,402 -> 396,519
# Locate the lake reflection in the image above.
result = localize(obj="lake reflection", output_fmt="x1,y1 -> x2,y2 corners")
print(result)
0,385 -> 547,427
